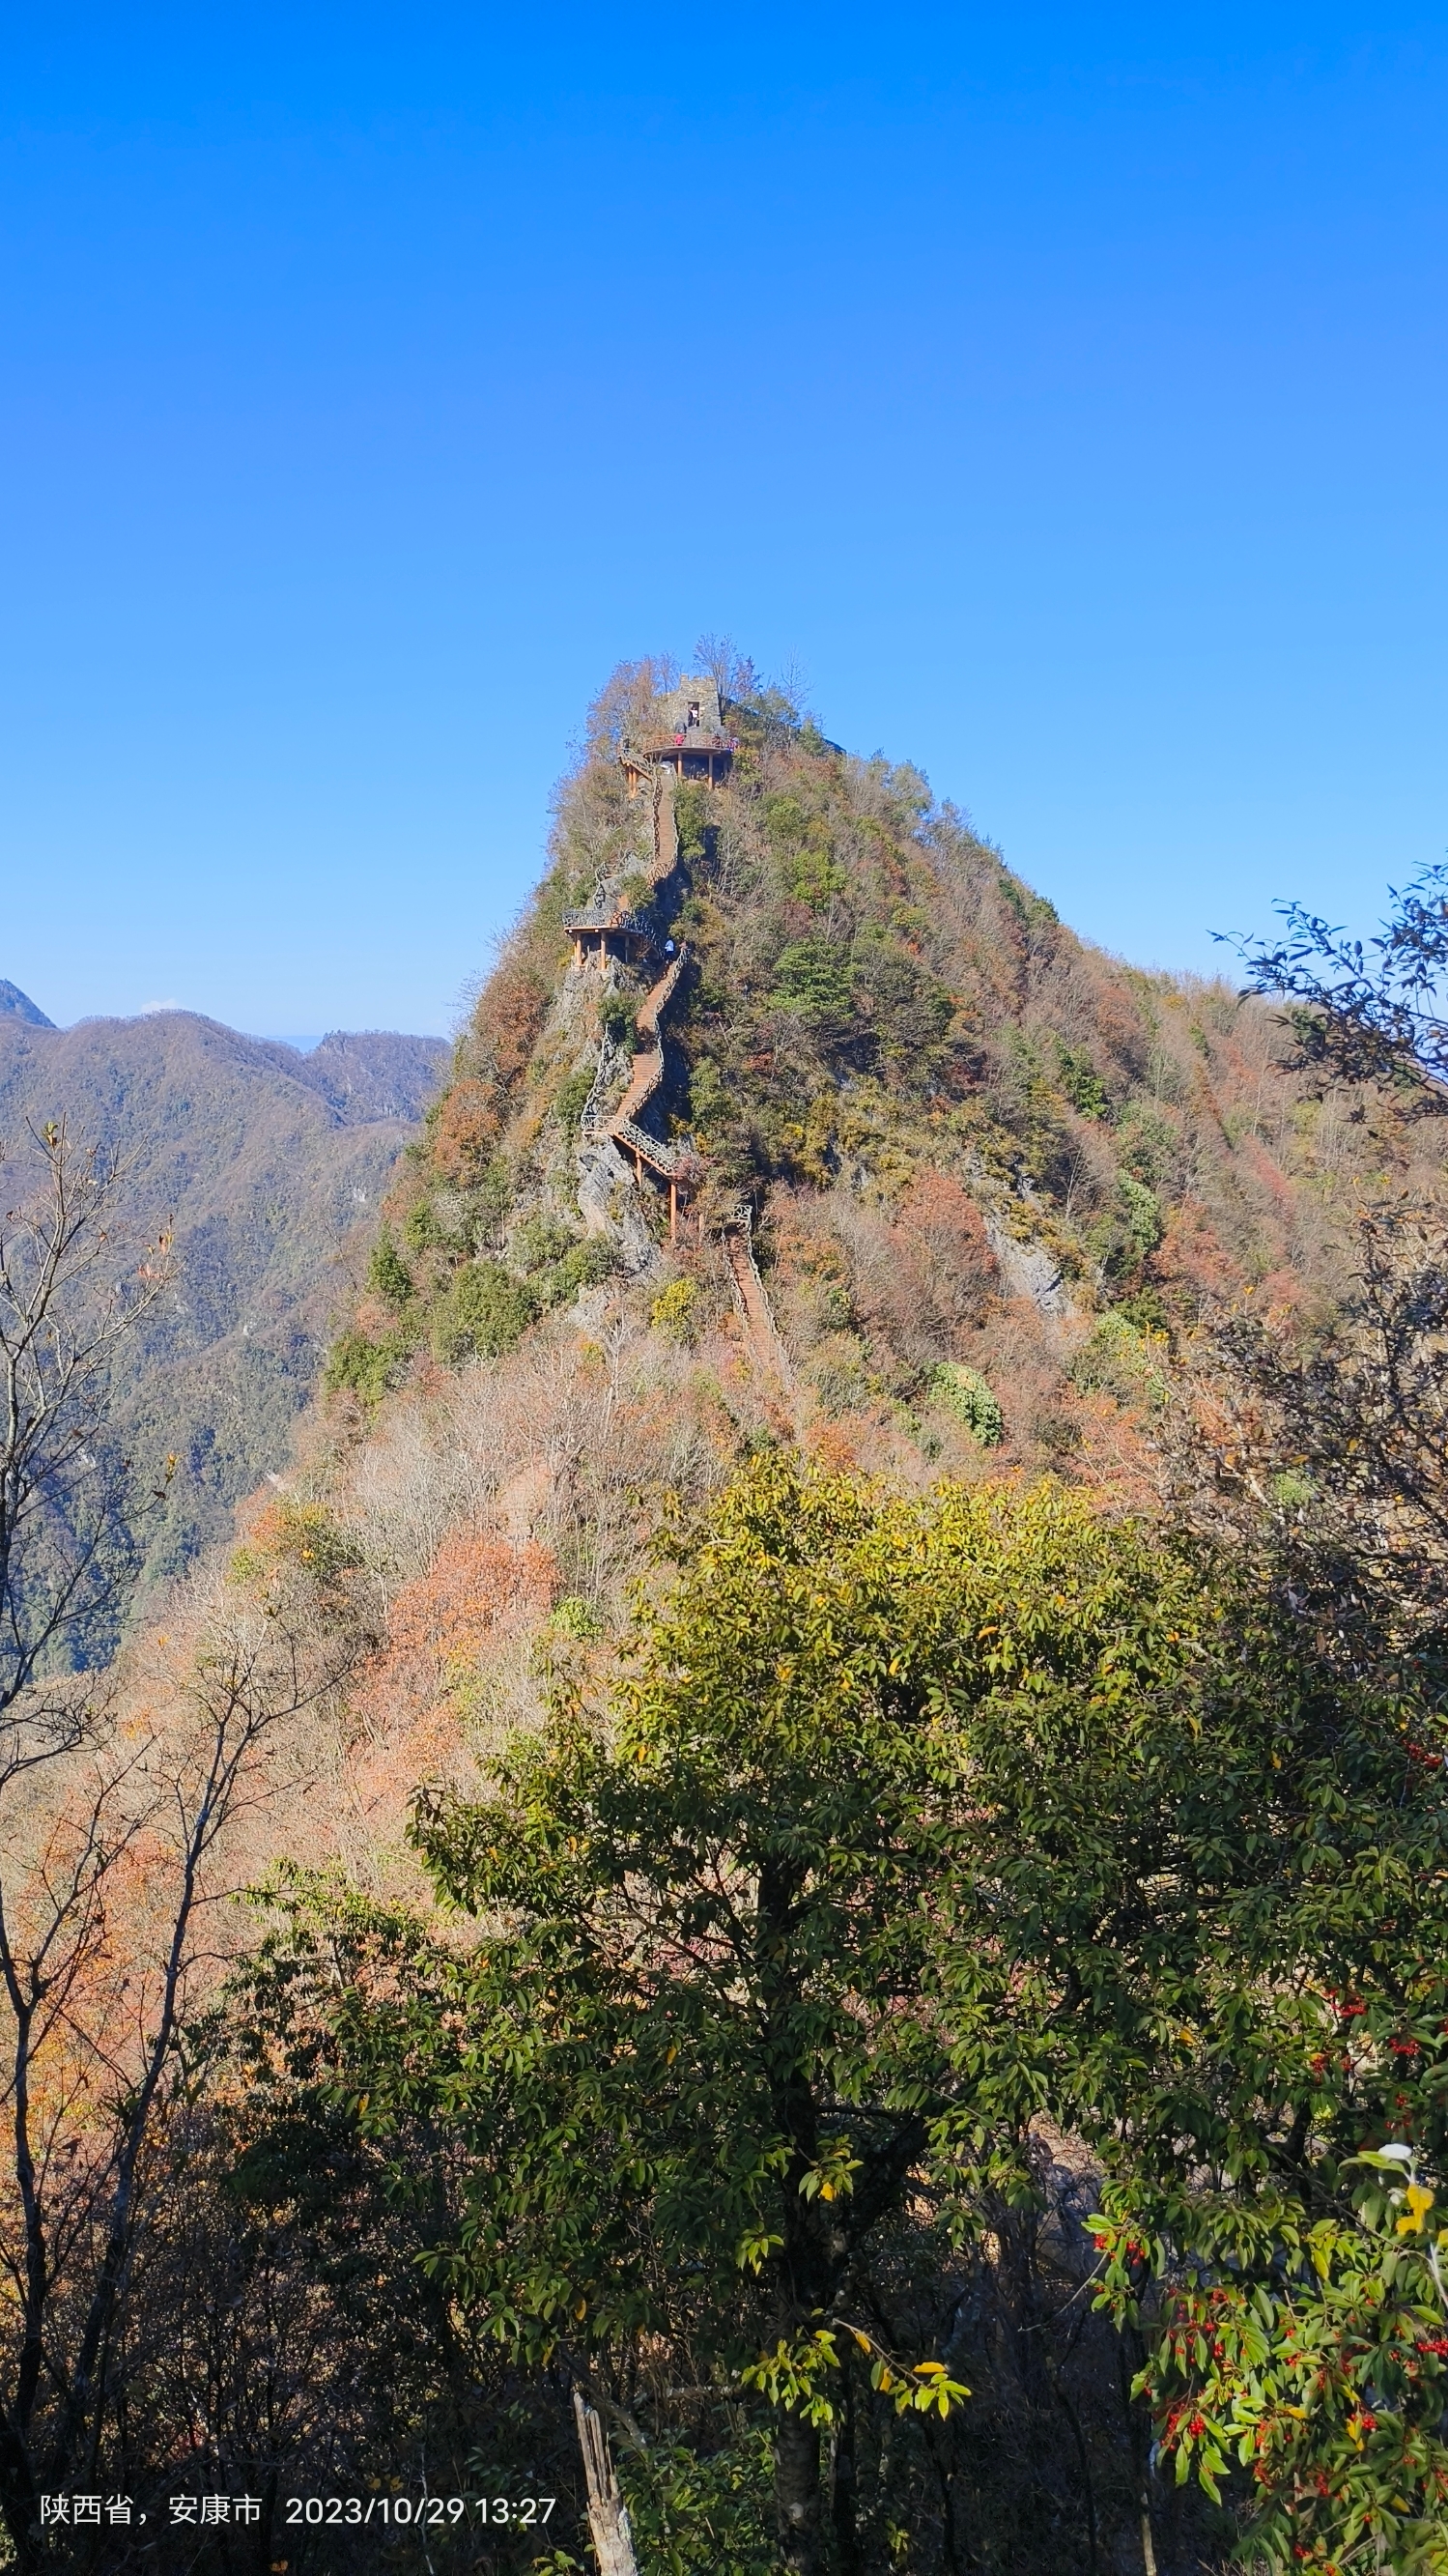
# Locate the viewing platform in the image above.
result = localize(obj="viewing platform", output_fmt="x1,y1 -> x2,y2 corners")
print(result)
621,676 -> 737,794
563,907 -> 658,967
623,730 -> 736,791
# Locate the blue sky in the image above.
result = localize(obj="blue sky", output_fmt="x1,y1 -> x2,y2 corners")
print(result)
3,3 -> 1445,1036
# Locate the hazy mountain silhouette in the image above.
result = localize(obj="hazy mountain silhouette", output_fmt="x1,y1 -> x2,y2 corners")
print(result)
0,979 -> 55,1027
0,1006 -> 447,1595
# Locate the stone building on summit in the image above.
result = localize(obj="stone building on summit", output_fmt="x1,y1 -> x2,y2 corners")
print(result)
622,675 -> 735,792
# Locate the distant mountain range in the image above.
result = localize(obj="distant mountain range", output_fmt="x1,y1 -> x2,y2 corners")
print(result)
0,977 -> 56,1027
0,992 -> 448,1597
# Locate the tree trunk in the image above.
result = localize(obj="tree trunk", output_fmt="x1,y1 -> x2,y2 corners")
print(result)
775,2409 -> 823,2574
572,2391 -> 639,2576
0,2414 -> 40,2576
1120,2330 -> 1159,2576
831,2362 -> 864,2576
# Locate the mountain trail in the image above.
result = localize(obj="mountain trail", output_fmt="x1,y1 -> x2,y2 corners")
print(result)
608,944 -> 691,1182
723,1213 -> 792,1390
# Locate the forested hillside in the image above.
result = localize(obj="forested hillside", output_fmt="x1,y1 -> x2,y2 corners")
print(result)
330,653 -> 1415,1527
0,1006 -> 445,1592
3,665 -> 1447,2576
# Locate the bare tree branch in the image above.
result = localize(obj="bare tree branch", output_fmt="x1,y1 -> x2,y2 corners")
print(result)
0,1120 -> 172,1731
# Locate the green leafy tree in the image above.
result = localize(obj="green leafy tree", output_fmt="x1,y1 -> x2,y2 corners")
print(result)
1071,1482 -> 1448,2570
768,942 -> 859,1040
255,1443 -> 1448,2570
927,1362 -> 1004,1445
366,1226 -> 413,1308
292,1459 -> 1219,2572
435,1258 -> 537,1360
1067,864 -> 1448,2570
599,987 -> 639,1047
1093,2143 -> 1448,2573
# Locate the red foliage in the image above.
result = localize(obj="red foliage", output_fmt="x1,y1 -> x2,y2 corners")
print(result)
386,1531 -> 556,1675
420,954 -> 551,1189
1240,1134 -> 1293,1211
804,1419 -> 863,1476
1070,1389 -> 1161,1515
345,1528 -> 557,1801
858,1166 -> 999,1357
1154,1200 -> 1243,1304
894,1168 -> 996,1308
430,1079 -> 501,1184
470,959 -> 551,1095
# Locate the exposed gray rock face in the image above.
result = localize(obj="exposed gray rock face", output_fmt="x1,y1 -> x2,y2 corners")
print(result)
984,1215 -> 1075,1319
576,1133 -> 662,1278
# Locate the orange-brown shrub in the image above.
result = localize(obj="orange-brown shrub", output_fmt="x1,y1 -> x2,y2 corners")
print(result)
342,1531 -> 558,1824
429,1078 -> 502,1184
387,1530 -> 555,1674
838,1168 -> 1000,1369
893,1167 -> 998,1323
470,958 -> 551,1094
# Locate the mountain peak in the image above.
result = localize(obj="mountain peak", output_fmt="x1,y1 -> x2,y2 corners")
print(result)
0,980 -> 55,1029
328,657 -> 1425,1503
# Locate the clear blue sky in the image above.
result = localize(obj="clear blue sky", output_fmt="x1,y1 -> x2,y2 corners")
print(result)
3,3 -> 1445,1036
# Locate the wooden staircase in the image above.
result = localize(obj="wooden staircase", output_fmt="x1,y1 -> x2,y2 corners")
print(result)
573,775 -> 696,1225
722,1205 -> 791,1386
608,945 -> 690,1181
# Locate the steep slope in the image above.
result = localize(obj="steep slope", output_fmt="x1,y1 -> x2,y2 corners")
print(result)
0,1009 -> 445,1589
60,675 -> 1440,2576
201,648 -> 1441,1919
331,659 -> 1422,1523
